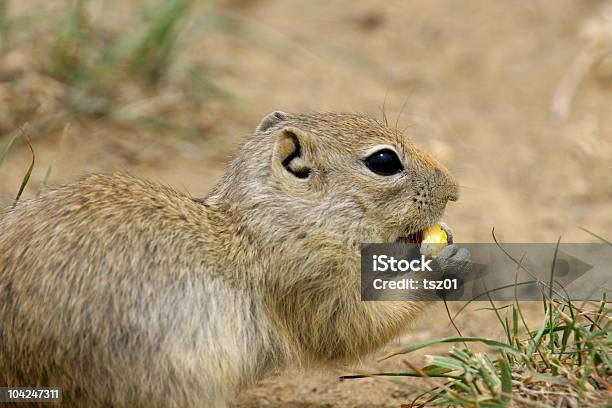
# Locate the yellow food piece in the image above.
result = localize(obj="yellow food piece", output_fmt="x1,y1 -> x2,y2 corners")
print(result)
421,224 -> 449,257
422,224 -> 448,244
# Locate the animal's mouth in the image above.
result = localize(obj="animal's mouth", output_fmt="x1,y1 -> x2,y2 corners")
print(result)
396,230 -> 426,244
396,222 -> 453,244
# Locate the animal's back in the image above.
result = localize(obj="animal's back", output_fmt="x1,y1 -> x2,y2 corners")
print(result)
0,174 -> 264,407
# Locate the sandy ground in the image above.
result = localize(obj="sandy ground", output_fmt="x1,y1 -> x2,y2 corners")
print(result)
0,0 -> 611,406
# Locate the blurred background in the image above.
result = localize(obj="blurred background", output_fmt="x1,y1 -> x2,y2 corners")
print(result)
0,1 -> 610,406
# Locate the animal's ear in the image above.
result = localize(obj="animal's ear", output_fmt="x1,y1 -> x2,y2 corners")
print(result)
272,127 -> 312,179
256,111 -> 289,132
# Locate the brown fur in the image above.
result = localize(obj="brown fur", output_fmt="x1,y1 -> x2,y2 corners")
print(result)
0,112 -> 459,407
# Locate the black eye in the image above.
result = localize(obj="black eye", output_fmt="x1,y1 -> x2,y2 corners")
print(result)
364,149 -> 404,176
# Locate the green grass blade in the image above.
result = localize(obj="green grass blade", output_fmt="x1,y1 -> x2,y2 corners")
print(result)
512,304 -> 518,346
549,237 -> 561,301
36,164 -> 53,197
0,126 -> 25,168
429,355 -> 474,374
13,138 -> 35,207
548,237 -> 561,352
579,227 -> 611,246
449,347 -> 474,364
483,281 -> 512,344
477,355 -> 500,394
399,336 -> 523,357
124,0 -> 193,83
527,308 -> 550,357
451,280 -> 540,322
491,228 -> 567,301
339,371 -> 463,380
499,351 -> 512,405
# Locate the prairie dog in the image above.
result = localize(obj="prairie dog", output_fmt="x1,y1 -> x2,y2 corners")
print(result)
0,112 -> 467,407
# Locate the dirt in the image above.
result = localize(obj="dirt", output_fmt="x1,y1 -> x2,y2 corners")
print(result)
0,0 -> 611,406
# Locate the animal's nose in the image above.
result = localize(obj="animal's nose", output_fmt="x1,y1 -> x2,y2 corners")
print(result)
434,168 -> 459,202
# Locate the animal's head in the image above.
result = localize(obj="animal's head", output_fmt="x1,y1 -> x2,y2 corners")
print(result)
218,111 -> 458,247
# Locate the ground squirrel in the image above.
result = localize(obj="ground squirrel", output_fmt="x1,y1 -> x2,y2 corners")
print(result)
0,111 -> 469,407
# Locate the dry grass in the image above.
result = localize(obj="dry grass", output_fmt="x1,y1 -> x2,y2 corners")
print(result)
342,239 -> 612,408
0,0 -> 231,145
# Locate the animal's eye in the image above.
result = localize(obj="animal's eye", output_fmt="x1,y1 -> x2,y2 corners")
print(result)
364,149 -> 404,176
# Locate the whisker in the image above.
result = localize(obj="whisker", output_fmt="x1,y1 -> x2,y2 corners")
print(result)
380,88 -> 390,127
394,92 -> 413,131
430,183 -> 482,192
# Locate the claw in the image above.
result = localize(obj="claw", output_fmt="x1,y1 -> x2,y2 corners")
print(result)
438,222 -> 453,244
